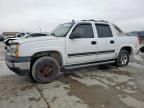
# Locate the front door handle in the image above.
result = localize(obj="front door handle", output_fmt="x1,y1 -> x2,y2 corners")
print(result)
110,40 -> 115,44
91,41 -> 97,45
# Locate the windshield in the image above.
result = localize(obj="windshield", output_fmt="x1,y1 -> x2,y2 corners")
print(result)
51,23 -> 74,37
23,34 -> 30,38
16,33 -> 25,38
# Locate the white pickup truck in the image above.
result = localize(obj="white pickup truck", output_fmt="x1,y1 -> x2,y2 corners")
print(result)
5,20 -> 140,83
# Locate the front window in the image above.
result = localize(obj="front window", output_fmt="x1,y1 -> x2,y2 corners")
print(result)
51,23 -> 74,37
72,23 -> 94,38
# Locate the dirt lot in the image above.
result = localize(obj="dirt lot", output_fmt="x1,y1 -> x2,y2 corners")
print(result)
0,42 -> 144,108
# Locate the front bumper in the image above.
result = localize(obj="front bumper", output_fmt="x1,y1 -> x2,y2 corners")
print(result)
5,54 -> 31,76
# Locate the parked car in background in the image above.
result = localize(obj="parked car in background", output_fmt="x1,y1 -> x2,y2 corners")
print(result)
4,32 -> 30,40
5,20 -> 140,83
4,33 -> 48,46
24,33 -> 48,38
0,35 -> 4,41
139,32 -> 144,42
4,32 -> 30,44
127,31 -> 144,43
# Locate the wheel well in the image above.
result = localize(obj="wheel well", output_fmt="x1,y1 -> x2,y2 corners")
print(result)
120,46 -> 132,55
140,46 -> 144,53
30,51 -> 63,69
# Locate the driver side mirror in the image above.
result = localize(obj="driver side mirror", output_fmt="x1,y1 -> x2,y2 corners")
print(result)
69,32 -> 81,39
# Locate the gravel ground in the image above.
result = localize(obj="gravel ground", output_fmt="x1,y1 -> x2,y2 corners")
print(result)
0,42 -> 5,60
0,42 -> 144,108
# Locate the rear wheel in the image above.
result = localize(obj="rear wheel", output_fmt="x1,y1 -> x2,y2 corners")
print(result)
115,50 -> 129,67
31,56 -> 60,83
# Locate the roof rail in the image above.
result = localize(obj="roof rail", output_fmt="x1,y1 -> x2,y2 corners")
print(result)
81,19 -> 109,23
95,20 -> 109,23
81,19 -> 95,22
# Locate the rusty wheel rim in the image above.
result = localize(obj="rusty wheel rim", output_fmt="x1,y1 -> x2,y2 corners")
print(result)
38,64 -> 54,78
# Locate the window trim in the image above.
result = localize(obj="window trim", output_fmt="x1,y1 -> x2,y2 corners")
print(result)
113,24 -> 124,35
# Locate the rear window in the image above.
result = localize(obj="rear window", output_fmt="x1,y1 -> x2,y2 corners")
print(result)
95,24 -> 113,38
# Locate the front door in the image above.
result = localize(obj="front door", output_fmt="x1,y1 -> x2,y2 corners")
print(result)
66,23 -> 98,65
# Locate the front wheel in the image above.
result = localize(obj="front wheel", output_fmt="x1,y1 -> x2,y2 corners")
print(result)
115,50 -> 129,67
31,56 -> 60,83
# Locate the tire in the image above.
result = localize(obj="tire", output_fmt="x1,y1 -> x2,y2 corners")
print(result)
31,56 -> 60,83
115,50 -> 129,67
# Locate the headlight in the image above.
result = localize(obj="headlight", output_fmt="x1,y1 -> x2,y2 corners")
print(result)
9,44 -> 19,57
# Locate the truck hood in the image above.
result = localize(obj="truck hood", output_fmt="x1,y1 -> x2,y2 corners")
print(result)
9,36 -> 58,44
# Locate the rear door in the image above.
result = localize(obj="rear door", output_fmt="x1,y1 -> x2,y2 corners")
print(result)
95,24 -> 116,61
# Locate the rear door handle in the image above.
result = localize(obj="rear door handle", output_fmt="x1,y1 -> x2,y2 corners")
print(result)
91,41 -> 97,45
110,40 -> 114,44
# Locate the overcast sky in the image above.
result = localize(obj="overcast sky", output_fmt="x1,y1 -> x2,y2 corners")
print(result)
0,0 -> 144,33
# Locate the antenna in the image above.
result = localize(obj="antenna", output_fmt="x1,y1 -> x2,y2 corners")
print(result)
38,26 -> 41,33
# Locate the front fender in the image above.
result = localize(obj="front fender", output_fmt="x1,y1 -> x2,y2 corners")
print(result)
30,47 -> 66,65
